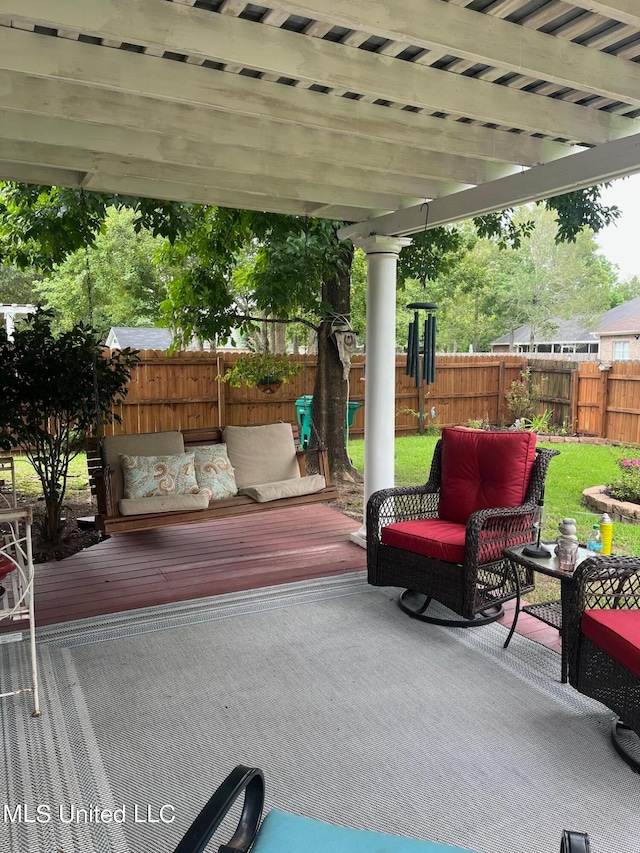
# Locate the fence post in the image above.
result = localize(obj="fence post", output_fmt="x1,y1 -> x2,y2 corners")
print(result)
216,354 -> 226,428
498,359 -> 505,424
569,368 -> 579,434
599,366 -> 610,439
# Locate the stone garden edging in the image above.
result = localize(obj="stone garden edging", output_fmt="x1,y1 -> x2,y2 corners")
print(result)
582,485 -> 640,525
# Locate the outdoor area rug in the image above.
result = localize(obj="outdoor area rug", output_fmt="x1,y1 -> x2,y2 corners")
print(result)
1,571 -> 638,853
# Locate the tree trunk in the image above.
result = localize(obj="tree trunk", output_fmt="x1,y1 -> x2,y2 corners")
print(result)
311,240 -> 360,484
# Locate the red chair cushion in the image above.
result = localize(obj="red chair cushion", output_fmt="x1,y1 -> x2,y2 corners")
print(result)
381,518 -> 467,564
438,427 -> 537,525
0,554 -> 15,581
581,609 -> 640,679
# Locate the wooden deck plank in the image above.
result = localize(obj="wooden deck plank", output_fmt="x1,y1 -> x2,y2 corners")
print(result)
15,504 -> 367,627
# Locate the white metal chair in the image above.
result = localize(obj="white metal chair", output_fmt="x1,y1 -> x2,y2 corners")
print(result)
0,457 -> 40,717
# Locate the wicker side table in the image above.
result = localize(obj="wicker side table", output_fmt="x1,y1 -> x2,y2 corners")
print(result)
503,543 -> 592,683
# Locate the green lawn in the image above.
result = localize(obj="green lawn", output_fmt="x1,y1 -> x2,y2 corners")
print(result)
348,435 -> 639,604
7,454 -> 91,499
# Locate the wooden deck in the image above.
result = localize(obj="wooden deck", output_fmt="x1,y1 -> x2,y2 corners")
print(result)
21,504 -> 367,627
3,504 -> 563,661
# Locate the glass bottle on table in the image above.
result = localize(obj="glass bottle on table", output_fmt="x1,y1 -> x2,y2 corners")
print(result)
586,524 -> 603,554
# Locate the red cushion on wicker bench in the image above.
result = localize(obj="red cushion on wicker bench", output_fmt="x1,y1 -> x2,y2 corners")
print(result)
438,427 -> 537,525
381,518 -> 466,564
581,609 -> 640,678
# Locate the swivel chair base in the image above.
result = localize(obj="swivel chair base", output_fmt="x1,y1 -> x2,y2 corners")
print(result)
611,719 -> 640,774
399,589 -> 504,628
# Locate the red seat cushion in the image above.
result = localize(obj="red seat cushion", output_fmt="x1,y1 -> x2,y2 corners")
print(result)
438,427 -> 537,525
381,518 -> 467,564
0,554 -> 15,581
581,609 -> 640,679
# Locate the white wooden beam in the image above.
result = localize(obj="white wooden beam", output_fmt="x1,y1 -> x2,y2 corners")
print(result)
0,100 -> 513,187
0,137 -> 435,213
277,0 -> 640,108
2,0 -> 637,144
83,173 -> 380,222
0,27 -> 581,168
578,2 -> 640,29
0,161 -> 83,187
338,132 -> 640,239
0,133 -> 466,205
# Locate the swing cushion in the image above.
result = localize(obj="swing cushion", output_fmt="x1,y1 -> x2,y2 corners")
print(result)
102,431 -> 185,501
238,475 -> 327,503
223,423 -> 301,488
120,451 -> 200,499
192,444 -> 238,500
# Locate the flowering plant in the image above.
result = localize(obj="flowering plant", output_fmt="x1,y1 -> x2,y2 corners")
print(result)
607,457 -> 640,504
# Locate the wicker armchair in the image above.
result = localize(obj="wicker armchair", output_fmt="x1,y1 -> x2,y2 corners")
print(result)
367,427 -> 559,628
173,764 -> 591,853
564,556 -> 640,772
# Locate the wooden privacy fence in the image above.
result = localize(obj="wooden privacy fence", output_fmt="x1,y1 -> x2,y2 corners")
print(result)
101,350 -> 640,446
103,350 -> 527,438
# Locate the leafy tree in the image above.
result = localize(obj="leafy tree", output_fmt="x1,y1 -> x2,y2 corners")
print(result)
34,207 -> 173,337
0,263 -> 41,305
161,209 -> 357,481
0,310 -> 138,555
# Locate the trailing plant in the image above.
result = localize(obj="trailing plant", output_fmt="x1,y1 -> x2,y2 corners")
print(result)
0,309 -> 139,555
505,367 -> 540,423
220,352 -> 304,388
607,457 -> 640,505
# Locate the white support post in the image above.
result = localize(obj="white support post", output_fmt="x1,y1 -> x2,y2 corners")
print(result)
350,235 -> 411,548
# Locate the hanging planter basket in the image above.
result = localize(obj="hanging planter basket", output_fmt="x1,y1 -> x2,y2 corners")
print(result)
256,377 -> 283,394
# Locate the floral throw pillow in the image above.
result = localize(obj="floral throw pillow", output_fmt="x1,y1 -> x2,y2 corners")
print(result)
193,445 -> 237,501
120,452 -> 199,499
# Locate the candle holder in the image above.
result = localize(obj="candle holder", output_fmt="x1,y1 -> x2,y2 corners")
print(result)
522,486 -> 551,558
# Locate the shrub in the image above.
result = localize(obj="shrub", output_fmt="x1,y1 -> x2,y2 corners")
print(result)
607,458 -> 640,504
505,367 -> 540,423
0,310 -> 139,552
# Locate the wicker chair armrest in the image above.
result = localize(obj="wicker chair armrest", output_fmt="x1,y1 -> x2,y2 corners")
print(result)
173,765 -> 264,853
367,482 -> 439,526
366,483 -> 440,559
572,556 -> 640,612
466,501 -> 536,538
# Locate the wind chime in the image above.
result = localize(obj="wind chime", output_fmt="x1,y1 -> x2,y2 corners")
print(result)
405,301 -> 438,434
405,301 -> 437,388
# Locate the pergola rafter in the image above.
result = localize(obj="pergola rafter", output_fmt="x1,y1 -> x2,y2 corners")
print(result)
1,0 -> 640,227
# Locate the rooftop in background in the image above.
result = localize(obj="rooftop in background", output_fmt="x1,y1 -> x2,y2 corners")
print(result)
491,296 -> 640,358
105,326 -> 247,351
106,327 -> 176,350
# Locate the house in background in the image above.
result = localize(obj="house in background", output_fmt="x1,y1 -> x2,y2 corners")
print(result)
592,296 -> 640,362
105,327 -> 245,351
491,317 -> 599,358
491,296 -> 640,361
106,327 -> 178,350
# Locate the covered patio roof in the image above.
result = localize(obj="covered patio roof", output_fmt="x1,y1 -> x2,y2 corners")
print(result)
1,1 -> 640,235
